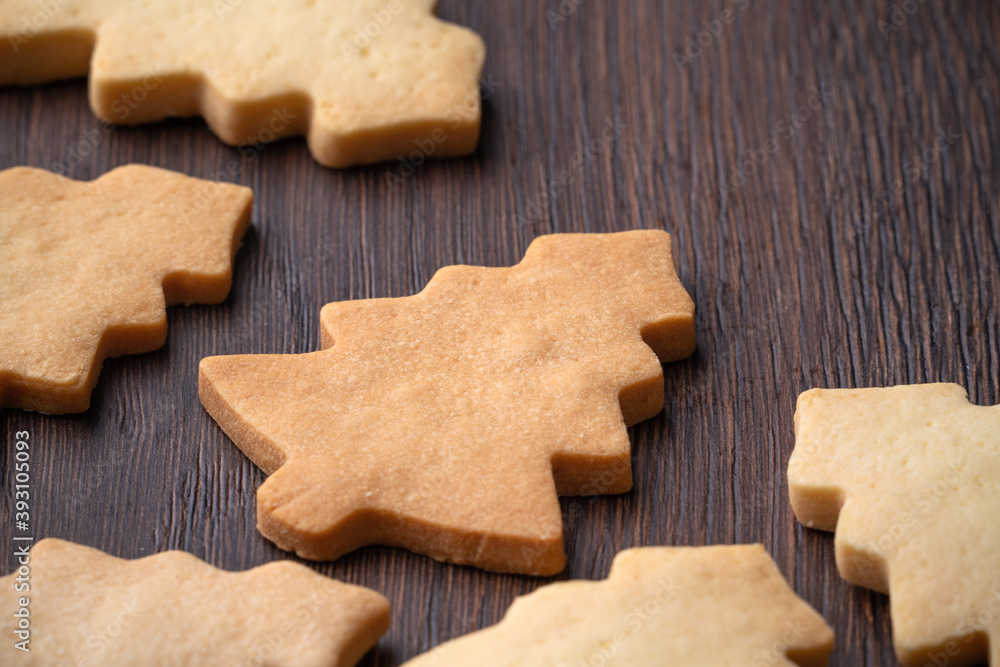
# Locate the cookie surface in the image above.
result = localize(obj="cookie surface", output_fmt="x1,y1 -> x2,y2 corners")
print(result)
200,230 -> 696,575
788,383 -> 1000,667
0,164 -> 251,414
0,0 -> 486,168
402,545 -> 833,666
0,538 -> 390,666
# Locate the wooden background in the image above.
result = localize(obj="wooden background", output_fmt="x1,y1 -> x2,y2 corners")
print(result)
1,1 -> 998,665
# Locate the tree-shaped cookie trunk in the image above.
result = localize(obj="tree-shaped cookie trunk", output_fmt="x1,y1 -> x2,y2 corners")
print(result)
0,165 -> 251,413
200,230 -> 696,575
788,383 -> 1000,667
402,545 -> 834,666
0,539 -> 389,666
0,0 -> 486,168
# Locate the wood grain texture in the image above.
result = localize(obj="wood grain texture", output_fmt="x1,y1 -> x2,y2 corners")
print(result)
1,1 -> 997,665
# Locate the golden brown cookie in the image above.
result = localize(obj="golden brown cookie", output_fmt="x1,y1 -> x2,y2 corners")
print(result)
0,164 -> 251,414
788,383 -> 1000,667
0,0 -> 486,168
402,545 -> 834,666
200,230 -> 696,575
0,538 -> 390,666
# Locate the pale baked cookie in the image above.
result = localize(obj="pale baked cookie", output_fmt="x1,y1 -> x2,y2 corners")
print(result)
200,230 -> 696,575
0,538 -> 390,666
402,545 -> 834,666
788,383 -> 1000,667
0,0 -> 486,168
0,164 -> 251,414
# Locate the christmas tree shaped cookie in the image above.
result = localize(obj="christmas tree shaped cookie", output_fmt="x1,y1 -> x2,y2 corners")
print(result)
0,164 -> 251,413
0,539 -> 389,666
200,230 -> 696,575
0,0 -> 486,168
788,383 -> 1000,667
403,545 -> 834,666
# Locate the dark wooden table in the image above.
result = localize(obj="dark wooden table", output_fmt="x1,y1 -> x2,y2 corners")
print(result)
2,1 -> 998,665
